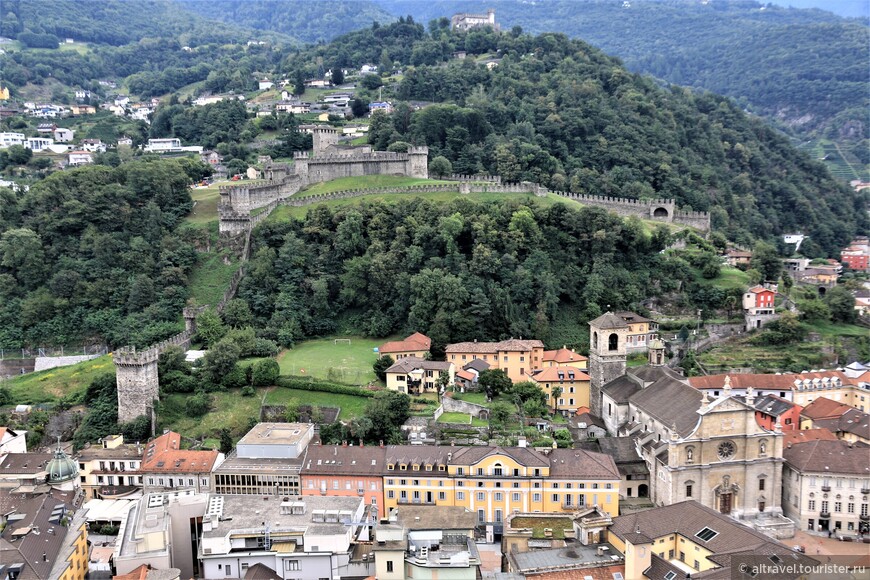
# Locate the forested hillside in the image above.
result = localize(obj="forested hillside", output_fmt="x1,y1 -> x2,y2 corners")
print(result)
0,0 -> 293,46
179,0 -> 395,44
243,198 -> 683,350
373,0 -> 869,149
288,21 -> 867,255
0,160 -> 200,348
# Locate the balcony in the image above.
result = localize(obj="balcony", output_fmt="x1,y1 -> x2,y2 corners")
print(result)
821,485 -> 831,492
861,488 -> 869,495
860,514 -> 869,522
398,497 -> 408,504
819,511 -> 831,519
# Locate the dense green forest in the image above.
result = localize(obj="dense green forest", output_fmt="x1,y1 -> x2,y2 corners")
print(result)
179,0 -> 395,44
1,0 -> 293,46
0,160 -> 201,348
241,198 -> 685,351
372,0 -> 869,147
281,20 -> 866,255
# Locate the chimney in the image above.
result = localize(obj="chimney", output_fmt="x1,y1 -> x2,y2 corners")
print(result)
379,440 -> 384,448
42,552 -> 47,562
359,439 -> 364,447
342,441 -> 348,447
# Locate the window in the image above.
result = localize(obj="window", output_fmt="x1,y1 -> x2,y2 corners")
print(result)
513,493 -> 520,501
695,527 -> 719,542
808,499 -> 815,510
520,356 -> 525,362
457,467 -> 464,475
478,509 -> 486,522
848,502 -> 855,513
494,465 -> 503,476
495,509 -> 503,522
835,501 -> 842,512
533,493 -> 541,502
664,573 -> 677,580
225,566 -> 232,577
694,560 -> 700,571
387,490 -> 394,499
439,492 -> 446,501
759,478 -> 765,491
495,492 -> 503,501
386,561 -> 394,573
477,492 -> 485,501
477,468 -> 484,475
552,493 -> 559,502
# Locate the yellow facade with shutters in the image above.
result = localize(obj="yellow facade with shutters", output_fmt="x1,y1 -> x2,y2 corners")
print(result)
382,451 -> 619,525
57,521 -> 89,580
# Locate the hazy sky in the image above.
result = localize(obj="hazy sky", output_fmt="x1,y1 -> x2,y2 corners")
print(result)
764,0 -> 870,18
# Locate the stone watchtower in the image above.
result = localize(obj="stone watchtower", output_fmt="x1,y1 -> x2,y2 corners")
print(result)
407,146 -> 429,179
114,346 -> 160,425
312,126 -> 340,156
587,312 -> 629,415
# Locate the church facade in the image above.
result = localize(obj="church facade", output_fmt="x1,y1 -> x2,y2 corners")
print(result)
588,314 -> 788,526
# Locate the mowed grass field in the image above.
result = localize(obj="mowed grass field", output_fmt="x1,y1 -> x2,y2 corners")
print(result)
2,355 -> 114,404
277,336 -> 386,385
187,180 -> 237,224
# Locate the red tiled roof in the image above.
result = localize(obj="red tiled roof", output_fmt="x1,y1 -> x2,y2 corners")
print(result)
530,367 -> 590,382
140,431 -> 218,473
542,347 -> 588,363
801,397 -> 853,420
456,369 -> 476,381
378,332 -> 431,354
783,428 -> 838,446
746,285 -> 774,294
445,339 -> 544,353
688,370 -> 854,391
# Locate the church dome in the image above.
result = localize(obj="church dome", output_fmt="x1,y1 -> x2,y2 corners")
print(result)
47,444 -> 79,484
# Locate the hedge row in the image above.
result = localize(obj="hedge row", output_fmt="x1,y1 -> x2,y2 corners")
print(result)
276,376 -> 376,397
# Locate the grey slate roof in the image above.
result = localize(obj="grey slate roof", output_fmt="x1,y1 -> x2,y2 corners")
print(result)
782,439 -> 870,475
547,448 -> 620,479
449,445 -> 550,467
748,394 -> 795,418
385,356 -> 452,374
463,358 -> 490,372
627,372 -> 703,437
602,375 -> 641,403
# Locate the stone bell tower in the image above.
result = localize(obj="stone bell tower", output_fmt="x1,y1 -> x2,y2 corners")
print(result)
588,312 -> 628,415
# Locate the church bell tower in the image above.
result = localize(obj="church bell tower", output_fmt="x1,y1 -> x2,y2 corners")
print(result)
588,312 -> 628,415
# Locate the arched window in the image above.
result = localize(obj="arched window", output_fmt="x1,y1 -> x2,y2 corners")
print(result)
608,333 -> 619,351
592,332 -> 598,350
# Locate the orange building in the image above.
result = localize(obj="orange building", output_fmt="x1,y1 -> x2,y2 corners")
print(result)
541,346 -> 588,369
445,339 -> 544,382
529,366 -> 591,414
378,332 -> 431,360
300,444 -> 387,518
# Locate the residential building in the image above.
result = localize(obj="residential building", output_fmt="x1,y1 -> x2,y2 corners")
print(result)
53,127 -> 74,142
140,431 -> 221,494
275,100 -> 311,114
198,495 -> 373,580
750,393 -> 801,431
799,263 -> 840,287
571,407 -> 608,440
451,9 -> 498,31
799,397 -> 870,444
113,564 -> 181,580
26,137 -> 53,152
68,151 -> 93,166
841,237 -> 869,271
0,426 -> 27,454
117,136 -> 133,146
541,346 -> 588,369
212,423 -> 312,496
378,331 -> 431,360
74,89 -> 91,100
614,311 -> 658,353
80,138 -> 107,152
300,444 -> 386,518
454,368 -> 477,390
0,489 -> 89,580
0,131 -> 26,148
595,332 -> 789,528
37,123 -> 55,134
0,452 -> 53,490
384,357 -> 454,394
688,369 -> 870,411
382,445 -> 620,533
608,501 -> 817,579
743,285 -> 778,330
258,78 -> 274,91
374,505 -> 480,580
114,491 -> 209,578
76,434 -> 143,500
69,104 -> 96,116
445,338 -> 545,383
193,94 -> 244,107
369,101 -> 393,113
144,138 -> 182,153
595,437 -> 649,499
725,247 -> 752,267
782,439 -> 870,534
529,366 -> 591,414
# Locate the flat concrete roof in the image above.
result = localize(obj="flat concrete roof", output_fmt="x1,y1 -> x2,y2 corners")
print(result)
237,423 -> 313,446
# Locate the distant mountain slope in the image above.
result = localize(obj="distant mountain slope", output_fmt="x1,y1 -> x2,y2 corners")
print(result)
373,0 -> 869,143
1,0 -> 295,46
178,0 -> 396,44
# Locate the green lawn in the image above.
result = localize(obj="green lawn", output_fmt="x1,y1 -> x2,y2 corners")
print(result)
692,266 -> 751,291
509,516 -> 574,539
437,411 -> 472,424
187,251 -> 241,308
1,355 -> 114,404
187,180 -> 236,224
161,385 -> 372,439
277,336 -> 386,385
451,392 -> 489,407
298,175 -> 453,196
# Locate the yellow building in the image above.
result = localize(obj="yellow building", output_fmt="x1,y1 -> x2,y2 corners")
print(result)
615,311 -> 659,353
384,357 -> 454,394
445,339 -> 545,382
55,510 -> 90,580
382,445 -> 619,529
608,500 -> 818,578
529,366 -> 591,414
378,332 -> 431,360
541,346 -> 588,369
76,434 -> 144,499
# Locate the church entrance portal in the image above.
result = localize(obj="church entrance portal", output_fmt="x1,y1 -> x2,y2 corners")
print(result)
719,493 -> 732,514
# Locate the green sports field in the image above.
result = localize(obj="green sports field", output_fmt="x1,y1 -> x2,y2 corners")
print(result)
276,335 -> 390,385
